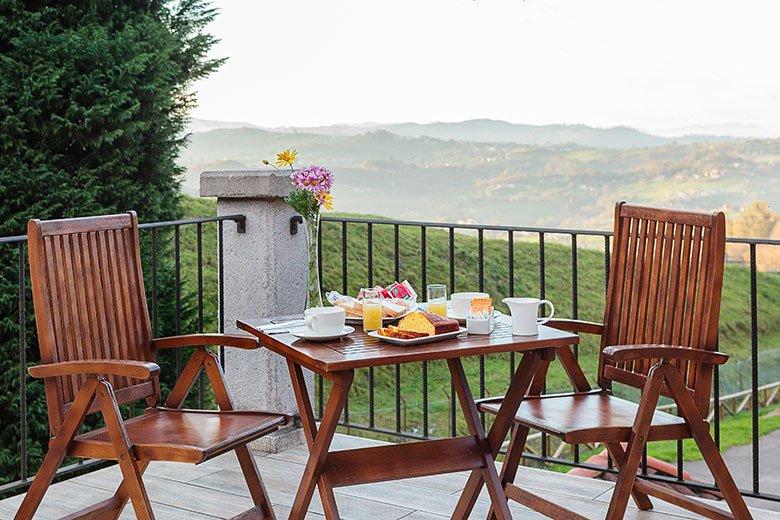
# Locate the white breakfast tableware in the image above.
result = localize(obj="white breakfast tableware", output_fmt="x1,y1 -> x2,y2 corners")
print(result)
466,315 -> 494,335
502,297 -> 555,336
368,327 -> 468,346
449,292 -> 490,319
291,325 -> 355,342
304,306 -> 346,335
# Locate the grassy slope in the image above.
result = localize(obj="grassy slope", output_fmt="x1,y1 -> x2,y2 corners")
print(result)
181,197 -> 780,458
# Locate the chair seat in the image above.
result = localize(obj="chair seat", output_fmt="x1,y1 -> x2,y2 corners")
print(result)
479,390 -> 691,444
69,407 -> 288,463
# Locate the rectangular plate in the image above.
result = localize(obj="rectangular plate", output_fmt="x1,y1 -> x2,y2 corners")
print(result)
367,327 -> 468,346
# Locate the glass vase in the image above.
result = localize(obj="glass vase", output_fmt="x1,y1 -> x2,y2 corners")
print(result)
304,213 -> 323,309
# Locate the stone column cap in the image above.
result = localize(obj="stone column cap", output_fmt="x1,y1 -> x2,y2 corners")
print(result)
200,169 -> 292,199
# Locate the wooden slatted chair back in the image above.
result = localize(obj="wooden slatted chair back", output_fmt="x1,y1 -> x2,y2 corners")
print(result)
28,212 -> 155,432
598,202 -> 726,414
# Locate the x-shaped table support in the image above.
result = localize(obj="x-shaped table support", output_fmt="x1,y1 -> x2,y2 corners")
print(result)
285,349 -> 547,520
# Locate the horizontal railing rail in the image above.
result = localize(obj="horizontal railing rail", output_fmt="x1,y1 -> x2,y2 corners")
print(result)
317,214 -> 780,504
0,214 -> 244,498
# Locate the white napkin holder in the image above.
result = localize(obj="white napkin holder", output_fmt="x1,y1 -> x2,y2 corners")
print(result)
466,314 -> 494,335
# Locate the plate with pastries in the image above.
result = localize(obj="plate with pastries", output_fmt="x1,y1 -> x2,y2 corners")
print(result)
326,281 -> 418,324
369,309 -> 466,346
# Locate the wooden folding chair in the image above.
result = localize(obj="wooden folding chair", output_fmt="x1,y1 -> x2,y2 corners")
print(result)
15,212 -> 291,520
472,203 -> 752,519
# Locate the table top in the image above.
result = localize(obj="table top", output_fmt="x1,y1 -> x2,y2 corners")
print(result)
237,315 -> 579,373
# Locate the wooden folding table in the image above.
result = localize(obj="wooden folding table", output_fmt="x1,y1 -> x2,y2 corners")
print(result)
238,315 -> 578,520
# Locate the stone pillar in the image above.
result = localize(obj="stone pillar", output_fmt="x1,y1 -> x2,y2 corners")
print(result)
200,169 -> 310,452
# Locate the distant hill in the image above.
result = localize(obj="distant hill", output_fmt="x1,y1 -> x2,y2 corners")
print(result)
177,126 -> 780,231
186,118 -> 746,149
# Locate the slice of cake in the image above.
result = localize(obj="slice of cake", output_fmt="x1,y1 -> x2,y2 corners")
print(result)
398,310 -> 459,336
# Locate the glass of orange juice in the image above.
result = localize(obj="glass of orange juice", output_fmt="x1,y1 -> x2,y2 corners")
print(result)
426,284 -> 448,317
362,288 -> 383,331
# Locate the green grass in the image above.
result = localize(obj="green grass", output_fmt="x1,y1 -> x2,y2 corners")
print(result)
179,196 -> 780,462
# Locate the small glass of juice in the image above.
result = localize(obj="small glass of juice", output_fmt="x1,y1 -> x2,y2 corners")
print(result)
361,288 -> 383,331
426,284 -> 448,317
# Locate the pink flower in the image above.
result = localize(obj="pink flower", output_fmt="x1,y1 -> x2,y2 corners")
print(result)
291,165 -> 333,194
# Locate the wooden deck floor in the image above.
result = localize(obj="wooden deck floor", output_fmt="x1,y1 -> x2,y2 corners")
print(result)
1,433 -> 778,519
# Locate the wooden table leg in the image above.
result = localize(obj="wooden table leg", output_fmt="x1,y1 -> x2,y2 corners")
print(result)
447,358 -> 514,520
451,351 -> 543,520
288,363 -> 353,520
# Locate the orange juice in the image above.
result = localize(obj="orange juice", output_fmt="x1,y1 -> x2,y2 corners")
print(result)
363,302 -> 383,331
428,300 -> 448,317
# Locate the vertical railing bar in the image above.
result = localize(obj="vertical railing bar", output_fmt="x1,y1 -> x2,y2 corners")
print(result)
539,232 -> 547,458
197,222 -> 204,409
367,223 -> 374,287
317,218 -> 324,295
750,243 -> 759,494
422,361 -> 429,437
509,230 -> 515,377
478,228 -> 485,427
151,228 -> 158,337
18,243 -> 27,481
218,220 -> 225,368
449,228 -> 455,293
450,376 -> 457,437
571,233 -> 579,464
449,227 -> 456,436
714,362 -> 721,449
174,225 -> 181,375
603,234 -> 612,469
604,235 -> 611,294
394,224 -> 400,282
367,222 -> 374,428
341,222 -> 348,295
395,364 -> 402,433
341,222 -> 349,422
368,367 -> 375,428
677,439 -> 684,481
317,374 -> 324,420
421,226 -> 429,436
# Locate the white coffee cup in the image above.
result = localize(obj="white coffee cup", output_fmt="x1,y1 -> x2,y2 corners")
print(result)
450,292 -> 490,317
502,297 -> 555,336
304,306 -> 345,335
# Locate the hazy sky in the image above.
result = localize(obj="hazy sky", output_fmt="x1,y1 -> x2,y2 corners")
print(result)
192,1 -> 780,135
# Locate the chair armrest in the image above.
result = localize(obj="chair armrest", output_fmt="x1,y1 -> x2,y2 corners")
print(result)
602,345 -> 729,365
152,333 -> 259,351
28,360 -> 160,380
546,319 -> 604,335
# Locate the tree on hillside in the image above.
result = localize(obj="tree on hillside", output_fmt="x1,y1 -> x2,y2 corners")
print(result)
0,0 -> 224,485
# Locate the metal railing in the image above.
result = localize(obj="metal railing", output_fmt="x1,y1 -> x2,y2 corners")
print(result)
0,214 -> 245,498
317,215 -> 780,504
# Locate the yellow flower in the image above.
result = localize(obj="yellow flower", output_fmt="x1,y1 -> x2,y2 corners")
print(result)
276,149 -> 297,168
319,192 -> 334,211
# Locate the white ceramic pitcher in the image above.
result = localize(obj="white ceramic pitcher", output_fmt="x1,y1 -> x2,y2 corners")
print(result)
502,297 -> 555,336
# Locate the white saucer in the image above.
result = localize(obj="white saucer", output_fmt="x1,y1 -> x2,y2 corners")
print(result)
290,326 -> 355,342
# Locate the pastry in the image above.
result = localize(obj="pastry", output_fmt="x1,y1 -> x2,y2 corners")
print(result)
398,310 -> 459,336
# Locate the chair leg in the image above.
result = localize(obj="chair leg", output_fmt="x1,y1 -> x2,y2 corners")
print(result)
605,442 -> 653,510
661,363 -> 753,520
605,364 -> 664,520
14,378 -> 101,520
203,353 -> 277,519
236,445 -> 276,520
98,381 -> 155,520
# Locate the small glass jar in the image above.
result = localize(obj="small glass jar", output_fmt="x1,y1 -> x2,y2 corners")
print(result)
361,288 -> 383,331
426,284 -> 447,317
